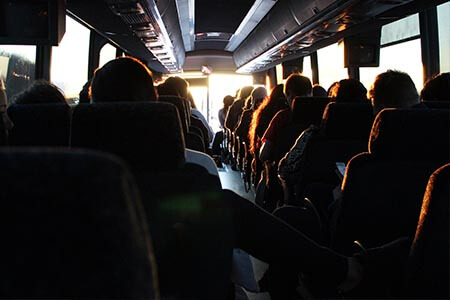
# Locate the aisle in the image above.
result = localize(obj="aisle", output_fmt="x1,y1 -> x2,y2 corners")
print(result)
218,163 -> 256,202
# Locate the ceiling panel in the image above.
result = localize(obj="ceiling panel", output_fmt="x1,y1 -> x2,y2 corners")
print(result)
195,0 -> 255,33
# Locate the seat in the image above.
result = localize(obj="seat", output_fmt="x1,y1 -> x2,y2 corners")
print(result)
7,103 -> 71,146
406,163 -> 450,299
287,103 -> 374,207
70,101 -> 227,299
0,148 -> 157,298
274,96 -> 329,161
422,100 -> 450,109
71,102 -> 186,172
332,108 -> 450,254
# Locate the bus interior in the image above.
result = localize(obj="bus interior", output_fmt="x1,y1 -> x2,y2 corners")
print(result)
0,0 -> 449,299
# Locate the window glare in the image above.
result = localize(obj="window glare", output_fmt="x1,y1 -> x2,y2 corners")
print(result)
381,13 -> 419,45
438,2 -> 450,72
99,43 -> 117,68
360,38 -> 423,93
0,45 -> 36,101
51,16 -> 90,99
302,56 -> 313,83
317,42 -> 348,91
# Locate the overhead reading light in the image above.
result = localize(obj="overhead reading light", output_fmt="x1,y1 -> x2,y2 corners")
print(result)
175,0 -> 195,52
108,0 -> 182,73
225,0 -> 278,52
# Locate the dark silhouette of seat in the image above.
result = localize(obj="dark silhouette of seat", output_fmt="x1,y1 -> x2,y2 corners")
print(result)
406,163 -> 450,299
158,95 -> 206,152
7,103 -> 71,146
0,112 -> 7,146
71,102 -> 185,172
288,103 -> 374,206
0,148 -> 157,298
70,101 -> 226,299
422,100 -> 450,109
332,108 -> 450,255
274,97 -> 329,161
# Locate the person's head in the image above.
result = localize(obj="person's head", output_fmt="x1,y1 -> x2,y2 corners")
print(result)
222,95 -> 234,110
327,81 -> 339,97
420,72 -> 450,102
284,74 -> 312,105
12,80 -> 66,105
369,70 -> 419,115
312,84 -> 327,97
90,56 -> 157,103
164,76 -> 189,99
238,86 -> 254,100
330,79 -> 368,103
250,86 -> 267,110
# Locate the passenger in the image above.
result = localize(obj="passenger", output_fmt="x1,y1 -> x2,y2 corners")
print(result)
259,73 -> 312,162
89,57 -> 407,298
329,79 -> 368,103
312,84 -> 327,97
212,95 -> 234,156
369,70 -> 421,115
327,81 -> 339,97
90,57 -> 157,102
248,84 -> 287,183
218,95 -> 234,129
12,80 -> 68,105
224,86 -> 254,132
234,86 -> 267,147
78,79 -> 91,103
187,91 -> 214,143
420,72 -> 450,102
164,76 -> 189,99
89,56 -> 218,177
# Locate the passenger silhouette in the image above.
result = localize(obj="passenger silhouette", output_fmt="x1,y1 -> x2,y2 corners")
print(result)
312,84 -> 327,97
329,79 -> 368,103
12,80 -> 67,105
224,86 -> 253,132
420,72 -> 450,102
369,70 -> 421,115
259,73 -> 312,162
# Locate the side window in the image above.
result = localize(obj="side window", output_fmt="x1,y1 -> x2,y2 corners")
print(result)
317,42 -> 348,91
437,2 -> 450,72
51,15 -> 90,100
99,43 -> 117,68
0,45 -> 36,102
302,56 -> 313,83
360,14 -> 422,91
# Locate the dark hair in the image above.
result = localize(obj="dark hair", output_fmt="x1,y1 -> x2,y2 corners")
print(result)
284,74 -> 312,100
12,80 -> 66,105
312,84 -> 327,97
238,86 -> 254,100
90,56 -> 157,103
369,70 -> 419,114
223,95 -> 234,109
331,79 -> 368,103
420,72 -> 450,102
164,76 -> 189,99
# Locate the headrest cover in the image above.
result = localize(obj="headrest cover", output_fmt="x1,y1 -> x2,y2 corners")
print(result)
369,108 -> 450,161
71,102 -> 185,172
321,102 -> 374,139
292,96 -> 329,123
0,148 -> 157,298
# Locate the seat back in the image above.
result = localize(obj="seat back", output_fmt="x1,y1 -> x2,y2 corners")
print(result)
71,102 -> 185,172
290,103 -> 374,203
274,97 -> 329,160
422,100 -> 450,109
158,95 -> 189,134
7,103 -> 71,146
333,108 -> 450,254
0,148 -> 157,298
407,164 -> 450,299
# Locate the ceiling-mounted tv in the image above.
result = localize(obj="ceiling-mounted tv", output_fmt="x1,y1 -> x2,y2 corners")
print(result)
0,0 -> 65,46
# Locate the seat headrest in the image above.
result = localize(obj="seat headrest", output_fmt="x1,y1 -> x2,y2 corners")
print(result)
321,102 -> 374,139
71,102 -> 185,172
369,108 -> 450,161
0,148 -> 157,298
7,103 -> 71,146
292,96 -> 329,123
158,95 -> 189,133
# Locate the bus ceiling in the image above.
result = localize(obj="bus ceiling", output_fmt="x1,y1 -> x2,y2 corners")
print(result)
63,0 -> 447,74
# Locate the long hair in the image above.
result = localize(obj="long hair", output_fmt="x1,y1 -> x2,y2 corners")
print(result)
248,84 -> 286,154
